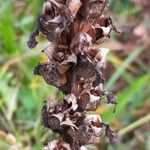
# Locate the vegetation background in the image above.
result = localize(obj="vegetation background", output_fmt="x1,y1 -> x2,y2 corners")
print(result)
0,0 -> 150,150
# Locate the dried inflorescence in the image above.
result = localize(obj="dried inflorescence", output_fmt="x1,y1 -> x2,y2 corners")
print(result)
42,97 -> 103,149
43,139 -> 88,150
28,0 -> 120,149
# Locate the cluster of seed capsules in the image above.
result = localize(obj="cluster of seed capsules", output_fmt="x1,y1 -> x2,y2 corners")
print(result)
28,0 -> 120,149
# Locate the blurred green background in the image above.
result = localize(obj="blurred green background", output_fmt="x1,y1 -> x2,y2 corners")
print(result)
0,0 -> 150,150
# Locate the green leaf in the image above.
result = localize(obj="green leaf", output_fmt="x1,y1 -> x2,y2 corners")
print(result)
7,87 -> 19,120
0,0 -> 16,54
105,47 -> 144,91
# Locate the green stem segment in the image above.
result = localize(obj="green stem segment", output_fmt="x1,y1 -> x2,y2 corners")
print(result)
119,114 -> 150,136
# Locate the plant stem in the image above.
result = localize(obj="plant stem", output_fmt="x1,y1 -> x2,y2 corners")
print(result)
119,114 -> 150,136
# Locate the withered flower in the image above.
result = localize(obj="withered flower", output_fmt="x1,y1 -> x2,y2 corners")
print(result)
43,139 -> 88,150
28,0 -> 120,149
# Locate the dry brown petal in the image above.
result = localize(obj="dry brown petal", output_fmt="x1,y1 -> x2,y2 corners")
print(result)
58,53 -> 77,74
68,112 -> 86,126
72,18 -> 112,44
101,26 -> 111,36
42,100 -> 64,130
46,97 -> 58,112
67,0 -> 82,18
104,91 -> 117,113
102,123 -> 118,144
34,59 -> 67,88
96,48 -> 110,69
43,139 -> 71,150
84,114 -> 102,135
81,24 -> 96,42
36,0 -> 73,42
64,115 -> 102,146
88,48 -> 109,68
72,20 -> 81,34
60,118 -> 78,129
42,1 -> 54,15
43,42 -> 69,62
55,1 -> 74,24
105,92 -> 117,105
78,90 -> 100,111
68,124 -> 101,146
86,97 -> 100,111
51,113 -> 64,122
27,27 -> 39,49
70,32 -> 92,55
38,16 -> 65,41
80,0 -> 108,20
94,15 -> 110,27
78,92 -> 90,111
94,17 -> 121,43
68,126 -> 91,145
64,94 -> 78,111
88,48 -> 100,60
48,116 -> 63,131
71,53 -> 105,96
94,27 -> 110,44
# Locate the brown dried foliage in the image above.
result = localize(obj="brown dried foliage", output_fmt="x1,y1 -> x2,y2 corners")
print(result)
28,0 -> 120,149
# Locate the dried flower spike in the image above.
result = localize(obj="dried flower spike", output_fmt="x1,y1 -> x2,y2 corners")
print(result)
28,0 -> 119,149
